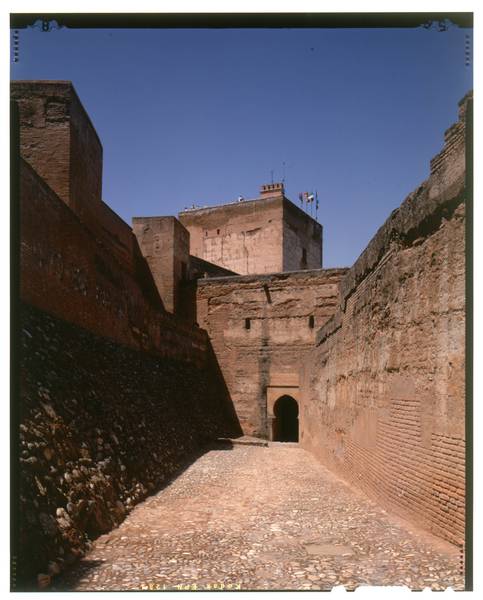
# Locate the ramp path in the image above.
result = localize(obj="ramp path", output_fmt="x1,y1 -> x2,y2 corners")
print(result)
55,444 -> 463,591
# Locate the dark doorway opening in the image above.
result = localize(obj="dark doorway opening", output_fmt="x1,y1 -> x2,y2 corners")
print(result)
273,395 -> 299,442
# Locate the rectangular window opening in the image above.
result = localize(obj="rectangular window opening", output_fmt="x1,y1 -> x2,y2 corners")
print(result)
245,318 -> 251,330
309,315 -> 315,329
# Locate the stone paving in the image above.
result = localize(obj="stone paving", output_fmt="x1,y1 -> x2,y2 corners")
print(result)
54,443 -> 464,591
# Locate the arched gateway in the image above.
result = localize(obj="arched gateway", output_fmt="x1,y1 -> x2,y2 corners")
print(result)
272,395 -> 299,442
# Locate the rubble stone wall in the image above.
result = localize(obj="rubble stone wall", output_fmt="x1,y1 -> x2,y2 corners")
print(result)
300,94 -> 469,547
16,134 -> 242,585
17,303 -> 241,585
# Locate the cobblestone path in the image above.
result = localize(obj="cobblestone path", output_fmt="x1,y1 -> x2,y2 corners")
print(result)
55,444 -> 464,591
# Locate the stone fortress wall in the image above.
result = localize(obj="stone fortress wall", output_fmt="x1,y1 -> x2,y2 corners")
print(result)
12,79 -> 469,584
196,268 -> 348,437
300,94 -> 470,547
13,81 -> 242,584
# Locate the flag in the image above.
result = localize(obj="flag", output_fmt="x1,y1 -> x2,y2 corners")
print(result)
307,193 -> 314,202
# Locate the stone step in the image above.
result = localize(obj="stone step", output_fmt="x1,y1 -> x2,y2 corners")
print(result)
267,441 -> 300,448
215,436 -> 268,448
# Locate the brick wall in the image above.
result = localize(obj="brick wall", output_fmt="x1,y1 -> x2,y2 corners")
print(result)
300,93 -> 470,547
283,199 -> 323,270
20,159 -> 207,365
15,83 -> 243,584
12,81 -> 74,210
68,85 -> 103,218
11,80 -> 143,278
132,216 -> 190,315
197,268 -> 347,436
14,81 -> 244,588
11,81 -> 103,219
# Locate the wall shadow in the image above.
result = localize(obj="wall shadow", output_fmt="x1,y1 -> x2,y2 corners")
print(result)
45,439 -> 235,592
205,340 -> 243,440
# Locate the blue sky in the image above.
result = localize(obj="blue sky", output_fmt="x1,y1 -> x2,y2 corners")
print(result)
11,24 -> 472,267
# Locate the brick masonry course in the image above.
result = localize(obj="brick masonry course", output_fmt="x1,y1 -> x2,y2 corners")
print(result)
300,93 -> 470,549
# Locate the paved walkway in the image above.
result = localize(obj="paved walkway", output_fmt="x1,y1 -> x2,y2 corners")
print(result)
55,444 -> 463,591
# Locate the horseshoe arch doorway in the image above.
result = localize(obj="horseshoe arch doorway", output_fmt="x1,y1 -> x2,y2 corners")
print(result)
272,395 -> 299,442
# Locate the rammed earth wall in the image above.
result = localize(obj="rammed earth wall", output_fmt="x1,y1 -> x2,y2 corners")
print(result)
300,94 -> 470,547
196,268 -> 348,437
